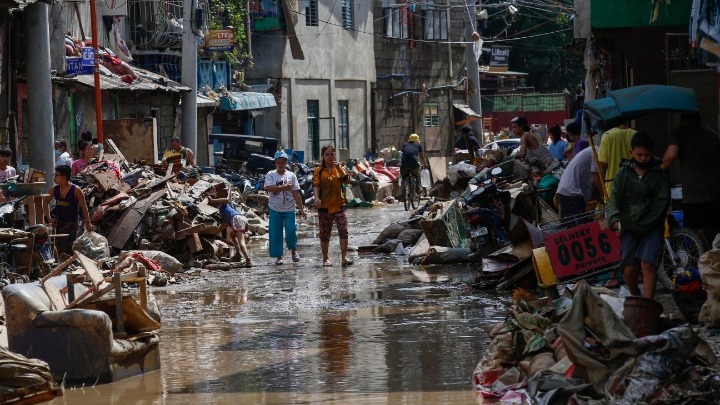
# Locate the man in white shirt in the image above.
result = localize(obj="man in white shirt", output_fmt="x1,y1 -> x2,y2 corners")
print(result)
0,147 -> 17,182
556,146 -> 602,220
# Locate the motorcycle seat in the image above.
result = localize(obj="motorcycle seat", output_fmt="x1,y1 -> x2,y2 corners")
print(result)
0,242 -> 28,252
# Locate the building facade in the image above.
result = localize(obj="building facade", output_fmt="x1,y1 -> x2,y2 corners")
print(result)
247,0 -> 376,161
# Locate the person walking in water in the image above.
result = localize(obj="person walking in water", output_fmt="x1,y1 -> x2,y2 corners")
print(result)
264,151 -> 307,265
313,145 -> 353,267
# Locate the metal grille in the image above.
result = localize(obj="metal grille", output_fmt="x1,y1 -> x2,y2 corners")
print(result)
305,0 -> 318,26
128,0 -> 184,49
341,0 -> 353,29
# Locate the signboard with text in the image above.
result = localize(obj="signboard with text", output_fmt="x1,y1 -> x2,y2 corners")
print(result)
490,46 -> 510,67
205,29 -> 236,51
544,221 -> 621,279
81,47 -> 95,67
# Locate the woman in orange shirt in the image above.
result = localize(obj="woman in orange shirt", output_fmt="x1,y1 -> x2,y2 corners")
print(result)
313,145 -> 353,267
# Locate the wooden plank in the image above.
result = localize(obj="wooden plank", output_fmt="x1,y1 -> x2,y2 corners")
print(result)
104,119 -> 157,163
199,224 -> 221,235
76,252 -> 105,287
43,280 -> 67,310
186,233 -> 202,253
107,188 -> 167,249
174,223 -> 206,240
41,254 -> 78,283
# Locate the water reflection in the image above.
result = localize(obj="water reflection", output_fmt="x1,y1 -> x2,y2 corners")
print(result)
52,205 -> 509,404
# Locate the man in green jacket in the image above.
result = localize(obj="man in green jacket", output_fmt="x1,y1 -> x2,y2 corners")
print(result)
607,132 -> 669,299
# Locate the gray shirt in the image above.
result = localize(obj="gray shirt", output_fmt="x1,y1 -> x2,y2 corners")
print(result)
557,146 -> 598,202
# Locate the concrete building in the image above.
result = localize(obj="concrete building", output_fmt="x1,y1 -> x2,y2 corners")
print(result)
247,0 -> 376,161
372,0 -> 470,157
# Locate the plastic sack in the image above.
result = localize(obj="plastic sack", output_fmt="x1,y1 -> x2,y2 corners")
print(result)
121,250 -> 183,273
72,230 -> 111,260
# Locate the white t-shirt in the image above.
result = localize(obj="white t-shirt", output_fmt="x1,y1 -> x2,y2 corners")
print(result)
0,167 -> 17,182
556,146 -> 599,202
264,170 -> 300,212
56,152 -> 73,167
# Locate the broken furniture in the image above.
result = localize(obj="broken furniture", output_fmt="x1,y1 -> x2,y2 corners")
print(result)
2,254 -> 160,384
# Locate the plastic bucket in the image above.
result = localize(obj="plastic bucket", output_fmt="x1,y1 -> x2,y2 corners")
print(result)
623,296 -> 663,337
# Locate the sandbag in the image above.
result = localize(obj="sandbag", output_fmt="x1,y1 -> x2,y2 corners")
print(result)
408,235 -> 430,264
396,229 -> 423,246
557,281 -> 637,389
698,249 -> 720,326
374,239 -> 402,253
372,222 -> 408,245
122,250 -> 183,273
420,246 -> 472,264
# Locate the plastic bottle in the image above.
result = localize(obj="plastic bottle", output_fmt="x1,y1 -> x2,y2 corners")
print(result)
420,168 -> 431,188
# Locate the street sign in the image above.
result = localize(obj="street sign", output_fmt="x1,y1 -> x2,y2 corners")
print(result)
81,47 -> 95,67
544,220 -> 621,279
66,57 -> 93,75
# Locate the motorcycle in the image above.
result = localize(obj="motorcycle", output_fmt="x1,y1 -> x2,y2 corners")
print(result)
0,195 -> 55,280
462,167 -> 512,257
293,162 -> 314,205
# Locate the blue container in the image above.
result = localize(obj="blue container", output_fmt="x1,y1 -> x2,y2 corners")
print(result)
671,210 -> 684,228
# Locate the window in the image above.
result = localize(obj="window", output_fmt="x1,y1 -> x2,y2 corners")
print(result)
307,100 -> 320,159
423,103 -> 439,127
341,0 -> 354,29
305,0 -> 318,26
387,96 -> 404,118
383,1 -> 409,38
338,100 -> 349,149
423,5 -> 447,40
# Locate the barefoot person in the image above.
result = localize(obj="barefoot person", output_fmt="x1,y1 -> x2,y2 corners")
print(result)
313,145 -> 353,267
264,151 -> 307,265
208,197 -> 252,267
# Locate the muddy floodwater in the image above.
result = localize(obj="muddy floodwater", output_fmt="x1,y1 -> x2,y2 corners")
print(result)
53,204 -> 509,404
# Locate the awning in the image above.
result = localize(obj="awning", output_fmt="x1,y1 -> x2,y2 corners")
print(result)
453,103 -> 482,126
219,92 -> 277,111
197,92 -> 218,108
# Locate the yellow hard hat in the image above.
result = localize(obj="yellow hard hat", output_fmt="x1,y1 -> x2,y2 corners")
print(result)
408,133 -> 420,142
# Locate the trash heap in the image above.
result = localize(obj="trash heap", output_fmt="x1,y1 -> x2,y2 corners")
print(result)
371,152 -> 558,287
473,282 -> 720,404
72,148 -> 269,276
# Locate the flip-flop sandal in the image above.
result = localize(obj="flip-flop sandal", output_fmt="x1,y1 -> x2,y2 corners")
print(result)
275,257 -> 284,265
244,260 -> 253,268
322,260 -> 333,267
341,260 -> 354,267
292,251 -> 300,262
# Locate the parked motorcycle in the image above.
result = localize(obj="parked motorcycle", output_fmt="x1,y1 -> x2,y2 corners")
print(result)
462,167 -> 512,257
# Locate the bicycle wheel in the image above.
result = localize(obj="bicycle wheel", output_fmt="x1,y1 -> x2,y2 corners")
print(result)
410,176 -> 421,209
403,177 -> 411,211
658,227 -> 707,291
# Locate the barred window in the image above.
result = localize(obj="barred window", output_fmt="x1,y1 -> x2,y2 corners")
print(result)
306,0 -> 318,26
423,103 -> 439,127
338,100 -> 349,148
383,5 -> 409,38
341,0 -> 354,29
423,7 -> 447,40
387,97 -> 404,118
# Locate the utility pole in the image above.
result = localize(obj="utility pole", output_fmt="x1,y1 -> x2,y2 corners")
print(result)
181,0 -> 198,157
464,0 -> 483,140
24,2 -> 55,187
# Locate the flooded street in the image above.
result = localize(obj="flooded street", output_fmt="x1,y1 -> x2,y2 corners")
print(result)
53,203 -> 510,404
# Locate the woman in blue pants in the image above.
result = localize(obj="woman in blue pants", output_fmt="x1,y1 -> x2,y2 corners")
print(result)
264,151 -> 307,264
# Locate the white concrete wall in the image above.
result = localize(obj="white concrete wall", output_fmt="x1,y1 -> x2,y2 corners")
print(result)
247,0 -> 376,160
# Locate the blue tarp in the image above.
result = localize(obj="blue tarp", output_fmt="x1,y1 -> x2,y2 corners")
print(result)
584,85 -> 698,129
219,92 -> 277,111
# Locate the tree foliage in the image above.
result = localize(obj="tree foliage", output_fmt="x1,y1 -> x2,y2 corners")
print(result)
207,0 -> 250,67
482,3 -> 585,92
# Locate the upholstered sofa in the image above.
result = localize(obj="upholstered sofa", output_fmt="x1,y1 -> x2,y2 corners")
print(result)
2,276 -> 160,384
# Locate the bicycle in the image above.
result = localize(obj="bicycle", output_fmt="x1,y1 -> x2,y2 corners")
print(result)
657,213 -> 707,291
402,169 -> 421,211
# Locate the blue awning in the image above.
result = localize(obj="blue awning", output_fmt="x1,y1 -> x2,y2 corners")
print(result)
219,92 -> 277,111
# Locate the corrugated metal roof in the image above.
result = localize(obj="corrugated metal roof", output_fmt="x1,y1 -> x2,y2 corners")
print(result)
52,66 -> 190,93
197,92 -> 219,108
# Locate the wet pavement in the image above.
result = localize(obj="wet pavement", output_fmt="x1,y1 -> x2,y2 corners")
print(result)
52,203 -> 510,404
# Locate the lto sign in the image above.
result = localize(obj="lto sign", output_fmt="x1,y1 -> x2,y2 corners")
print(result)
545,221 -> 621,279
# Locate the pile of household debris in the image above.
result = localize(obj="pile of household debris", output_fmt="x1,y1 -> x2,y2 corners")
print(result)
69,141 -> 269,275
472,281 -> 720,404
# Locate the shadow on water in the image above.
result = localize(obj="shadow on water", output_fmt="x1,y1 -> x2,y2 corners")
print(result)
53,204 -> 510,405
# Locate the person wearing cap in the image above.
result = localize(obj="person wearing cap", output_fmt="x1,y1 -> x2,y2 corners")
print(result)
264,151 -> 307,265
400,133 -> 427,185
454,125 -> 481,152
55,140 -> 73,167
512,116 -> 554,168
